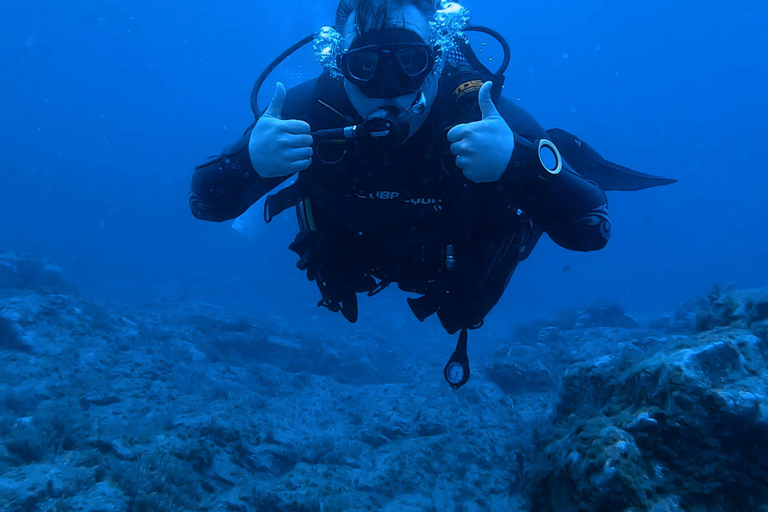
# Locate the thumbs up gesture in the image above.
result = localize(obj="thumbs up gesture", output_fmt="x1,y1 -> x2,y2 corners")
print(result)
249,82 -> 314,178
447,82 -> 515,183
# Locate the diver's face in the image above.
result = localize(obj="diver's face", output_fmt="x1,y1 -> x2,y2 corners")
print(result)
341,6 -> 439,138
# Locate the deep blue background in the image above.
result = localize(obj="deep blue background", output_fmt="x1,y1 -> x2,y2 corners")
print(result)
1,0 -> 766,326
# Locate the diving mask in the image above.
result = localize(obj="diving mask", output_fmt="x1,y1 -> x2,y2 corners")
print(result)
339,28 -> 436,99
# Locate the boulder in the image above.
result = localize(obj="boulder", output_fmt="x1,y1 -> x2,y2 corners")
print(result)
528,329 -> 768,511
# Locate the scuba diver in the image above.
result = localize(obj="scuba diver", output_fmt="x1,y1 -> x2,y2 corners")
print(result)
189,0 -> 675,389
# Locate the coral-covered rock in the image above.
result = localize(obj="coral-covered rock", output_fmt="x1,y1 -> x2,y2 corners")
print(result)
529,329 -> 768,511
651,287 -> 768,336
691,286 -> 768,333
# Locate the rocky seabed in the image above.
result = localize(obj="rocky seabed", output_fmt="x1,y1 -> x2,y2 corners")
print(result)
1,251 -> 768,512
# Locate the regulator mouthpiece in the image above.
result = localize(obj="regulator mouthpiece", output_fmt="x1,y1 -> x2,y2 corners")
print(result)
363,107 -> 410,147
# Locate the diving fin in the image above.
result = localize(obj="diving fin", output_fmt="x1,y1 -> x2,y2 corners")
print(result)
547,128 -> 678,192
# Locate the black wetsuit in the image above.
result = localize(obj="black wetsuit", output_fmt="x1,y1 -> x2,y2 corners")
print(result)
190,70 -> 610,334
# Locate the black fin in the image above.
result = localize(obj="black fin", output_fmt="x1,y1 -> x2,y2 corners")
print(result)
547,128 -> 678,191
340,293 -> 359,323
407,295 -> 440,322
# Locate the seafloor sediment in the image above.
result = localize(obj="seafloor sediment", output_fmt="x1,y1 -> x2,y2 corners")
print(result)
1,251 -> 767,512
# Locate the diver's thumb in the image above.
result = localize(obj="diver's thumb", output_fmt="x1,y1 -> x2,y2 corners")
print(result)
264,82 -> 286,118
478,81 -> 500,120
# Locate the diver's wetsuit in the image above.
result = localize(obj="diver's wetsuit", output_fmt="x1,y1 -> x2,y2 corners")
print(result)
189,70 -> 610,333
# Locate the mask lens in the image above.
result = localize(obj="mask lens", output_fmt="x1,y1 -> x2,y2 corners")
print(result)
346,51 -> 379,81
341,40 -> 434,98
395,46 -> 430,77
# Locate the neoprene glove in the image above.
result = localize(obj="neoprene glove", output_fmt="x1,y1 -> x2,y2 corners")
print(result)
249,82 -> 314,178
447,81 -> 515,183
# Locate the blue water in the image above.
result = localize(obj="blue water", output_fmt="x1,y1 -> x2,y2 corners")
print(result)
2,0 -> 767,322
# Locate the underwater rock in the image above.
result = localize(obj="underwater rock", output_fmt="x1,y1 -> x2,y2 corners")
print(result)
82,392 -> 122,407
240,443 -> 299,476
752,318 -> 768,341
0,465 -> 56,510
0,310 -> 24,350
0,282 -> 530,511
0,293 -> 110,355
89,438 -> 137,461
251,491 -> 322,512
648,312 -> 677,331
0,461 -> 100,510
486,360 -> 555,394
536,325 -> 559,343
510,303 -> 641,346
529,419 -> 655,512
66,482 -> 128,512
0,250 -> 70,293
574,303 -> 640,329
626,412 -> 659,434
649,496 -> 683,512
193,312 -> 400,385
691,286 -> 768,333
654,287 -> 768,335
529,328 -> 768,511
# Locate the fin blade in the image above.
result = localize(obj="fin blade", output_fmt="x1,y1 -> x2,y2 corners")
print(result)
547,128 -> 678,191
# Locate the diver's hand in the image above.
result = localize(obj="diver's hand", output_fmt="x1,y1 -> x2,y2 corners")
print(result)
447,81 -> 515,183
249,82 -> 313,178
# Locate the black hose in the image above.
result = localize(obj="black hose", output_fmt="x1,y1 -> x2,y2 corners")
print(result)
250,34 -> 315,117
465,25 -> 511,77
249,26 -> 511,116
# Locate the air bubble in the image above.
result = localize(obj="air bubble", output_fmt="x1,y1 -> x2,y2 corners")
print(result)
313,26 -> 343,77
314,3 -> 472,78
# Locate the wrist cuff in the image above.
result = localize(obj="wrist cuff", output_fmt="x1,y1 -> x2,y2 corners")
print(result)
504,133 -> 563,183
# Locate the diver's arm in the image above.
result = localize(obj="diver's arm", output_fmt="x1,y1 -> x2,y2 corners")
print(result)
189,124 -> 291,222
190,79 -> 320,222
504,161 -> 610,251
496,99 -> 610,251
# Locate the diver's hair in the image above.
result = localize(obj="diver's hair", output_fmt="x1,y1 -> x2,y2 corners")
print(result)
335,0 -> 437,33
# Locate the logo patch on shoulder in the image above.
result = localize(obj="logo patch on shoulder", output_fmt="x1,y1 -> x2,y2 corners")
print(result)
452,80 -> 484,102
